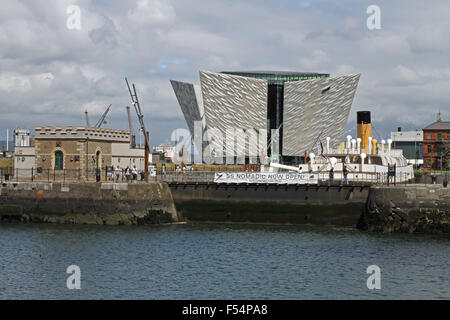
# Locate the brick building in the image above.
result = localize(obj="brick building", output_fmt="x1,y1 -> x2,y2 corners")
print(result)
33,126 -> 145,180
422,116 -> 450,170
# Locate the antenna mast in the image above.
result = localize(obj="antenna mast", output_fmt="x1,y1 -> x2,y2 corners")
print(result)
85,110 -> 90,128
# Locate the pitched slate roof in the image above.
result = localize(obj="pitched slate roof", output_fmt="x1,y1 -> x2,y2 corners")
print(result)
423,121 -> 450,130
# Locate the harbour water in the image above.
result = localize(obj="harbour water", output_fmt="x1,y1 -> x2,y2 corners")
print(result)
0,222 -> 449,299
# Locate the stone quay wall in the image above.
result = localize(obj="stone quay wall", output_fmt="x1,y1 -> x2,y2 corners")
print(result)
358,184 -> 450,233
0,182 -> 180,225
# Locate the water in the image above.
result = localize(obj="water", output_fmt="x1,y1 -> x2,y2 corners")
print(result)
0,223 -> 449,299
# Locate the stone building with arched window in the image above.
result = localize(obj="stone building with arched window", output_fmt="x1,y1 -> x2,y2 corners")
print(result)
32,126 -> 146,180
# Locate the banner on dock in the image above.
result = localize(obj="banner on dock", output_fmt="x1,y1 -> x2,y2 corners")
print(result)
214,172 -> 319,185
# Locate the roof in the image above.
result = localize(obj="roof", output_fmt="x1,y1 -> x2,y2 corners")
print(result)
220,71 -> 330,85
423,121 -> 450,130
221,71 -> 328,76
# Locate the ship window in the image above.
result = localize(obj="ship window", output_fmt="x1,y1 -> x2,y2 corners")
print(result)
54,151 -> 64,170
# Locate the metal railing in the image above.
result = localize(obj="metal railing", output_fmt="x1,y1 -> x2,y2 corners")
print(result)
0,167 -> 146,183
1,167 -> 446,187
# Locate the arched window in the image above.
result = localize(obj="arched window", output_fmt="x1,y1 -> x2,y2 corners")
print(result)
96,151 -> 101,170
55,151 -> 64,170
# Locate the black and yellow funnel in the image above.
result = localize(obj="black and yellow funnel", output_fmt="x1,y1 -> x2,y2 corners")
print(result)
357,111 -> 372,154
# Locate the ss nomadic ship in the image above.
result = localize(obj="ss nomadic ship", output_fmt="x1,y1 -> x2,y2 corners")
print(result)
215,112 -> 414,185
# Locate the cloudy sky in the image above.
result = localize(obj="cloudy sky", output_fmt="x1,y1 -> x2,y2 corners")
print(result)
1,0 -> 449,147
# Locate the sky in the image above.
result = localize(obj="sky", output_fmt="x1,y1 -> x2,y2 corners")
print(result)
0,0 -> 449,147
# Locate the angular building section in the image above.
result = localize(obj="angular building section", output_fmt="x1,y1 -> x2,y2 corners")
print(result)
171,70 -> 360,164
170,80 -> 204,136
282,74 -> 360,156
199,71 -> 268,162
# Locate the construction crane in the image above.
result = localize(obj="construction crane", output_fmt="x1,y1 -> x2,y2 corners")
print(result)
94,104 -> 112,128
126,106 -> 134,147
125,78 -> 149,181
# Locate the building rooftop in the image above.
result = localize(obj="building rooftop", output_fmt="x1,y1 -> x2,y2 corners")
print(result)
391,130 -> 423,142
423,121 -> 450,131
221,71 -> 330,85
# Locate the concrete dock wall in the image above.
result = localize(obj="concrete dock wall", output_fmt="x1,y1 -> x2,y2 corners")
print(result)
358,185 -> 450,233
169,183 -> 370,226
2,181 -> 448,233
0,182 -> 179,225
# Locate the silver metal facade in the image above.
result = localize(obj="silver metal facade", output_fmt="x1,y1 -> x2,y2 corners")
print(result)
282,74 -> 360,156
199,71 -> 268,160
170,80 -> 203,136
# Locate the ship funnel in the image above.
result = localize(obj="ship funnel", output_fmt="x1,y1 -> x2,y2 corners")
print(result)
360,153 -> 366,171
387,139 -> 392,152
372,139 -> 377,155
357,111 -> 372,154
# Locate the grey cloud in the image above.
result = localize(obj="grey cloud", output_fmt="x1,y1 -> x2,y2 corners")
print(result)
1,0 -> 450,147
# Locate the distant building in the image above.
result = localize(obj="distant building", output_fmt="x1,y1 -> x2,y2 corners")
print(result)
154,143 -> 175,162
171,70 -> 360,164
14,129 -> 35,176
390,128 -> 423,166
422,114 -> 450,170
14,129 -> 31,147
148,152 -> 162,163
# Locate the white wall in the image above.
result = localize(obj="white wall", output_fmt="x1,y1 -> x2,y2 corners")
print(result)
14,146 -> 35,177
111,142 -> 146,171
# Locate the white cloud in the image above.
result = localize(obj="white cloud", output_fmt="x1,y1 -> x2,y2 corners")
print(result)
0,72 -> 32,93
1,0 -> 450,145
392,65 -> 422,86
127,0 -> 176,25
408,23 -> 450,54
298,49 -> 329,70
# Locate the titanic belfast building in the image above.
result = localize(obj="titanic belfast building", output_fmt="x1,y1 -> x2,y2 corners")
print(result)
171,71 -> 360,164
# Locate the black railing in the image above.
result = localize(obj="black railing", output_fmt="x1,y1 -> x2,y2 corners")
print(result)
1,167 -> 447,187
0,167 -> 146,183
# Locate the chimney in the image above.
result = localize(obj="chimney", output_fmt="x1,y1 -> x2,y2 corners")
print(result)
398,127 -> 402,132
357,111 -> 372,154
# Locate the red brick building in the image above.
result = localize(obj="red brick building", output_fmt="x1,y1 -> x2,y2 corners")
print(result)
422,116 -> 450,170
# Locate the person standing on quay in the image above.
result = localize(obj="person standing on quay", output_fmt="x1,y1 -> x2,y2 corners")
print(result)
115,165 -> 121,182
132,165 -> 138,181
125,166 -> 131,182
343,165 -> 349,185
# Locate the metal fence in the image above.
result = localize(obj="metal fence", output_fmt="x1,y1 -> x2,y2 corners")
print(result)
0,167 -> 145,183
1,167 -> 447,187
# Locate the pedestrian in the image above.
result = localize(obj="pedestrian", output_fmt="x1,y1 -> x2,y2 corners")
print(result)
329,167 -> 334,185
132,165 -> 138,181
343,165 -> 348,185
115,165 -> 121,182
125,166 -> 131,182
